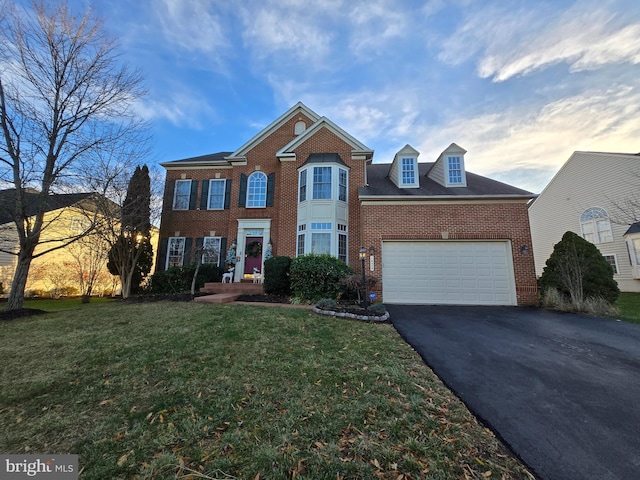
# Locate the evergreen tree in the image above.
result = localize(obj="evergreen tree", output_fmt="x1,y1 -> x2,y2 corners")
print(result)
107,165 -> 153,298
540,231 -> 619,305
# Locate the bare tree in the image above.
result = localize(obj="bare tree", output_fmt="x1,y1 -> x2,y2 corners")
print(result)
0,1 -> 147,310
66,231 -> 110,302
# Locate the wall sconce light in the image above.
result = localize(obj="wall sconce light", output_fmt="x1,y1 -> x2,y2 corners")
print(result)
520,245 -> 529,254
369,246 -> 375,256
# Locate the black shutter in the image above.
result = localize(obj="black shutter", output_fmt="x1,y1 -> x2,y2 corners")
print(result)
266,172 -> 275,207
200,180 -> 209,210
238,174 -> 247,207
189,181 -> 198,210
224,179 -> 232,209
157,238 -> 168,272
220,237 -> 227,267
166,180 -> 175,210
184,238 -> 193,265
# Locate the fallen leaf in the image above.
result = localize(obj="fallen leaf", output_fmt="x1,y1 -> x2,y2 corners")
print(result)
117,451 -> 131,467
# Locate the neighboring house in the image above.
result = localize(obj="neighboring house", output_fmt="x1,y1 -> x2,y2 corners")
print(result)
528,151 -> 640,292
0,189 -> 158,296
157,102 -> 538,305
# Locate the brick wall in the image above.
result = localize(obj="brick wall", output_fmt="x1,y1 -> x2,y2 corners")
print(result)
360,201 -> 539,305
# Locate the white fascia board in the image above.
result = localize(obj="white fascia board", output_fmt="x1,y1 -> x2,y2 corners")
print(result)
359,194 -> 535,203
229,102 -> 321,158
161,161 -> 232,170
276,117 -> 373,158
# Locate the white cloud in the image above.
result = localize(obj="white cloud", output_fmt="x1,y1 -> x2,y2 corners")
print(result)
154,0 -> 227,54
347,0 -> 408,56
417,85 -> 640,192
439,1 -> 640,82
238,1 -> 338,64
135,87 -> 216,130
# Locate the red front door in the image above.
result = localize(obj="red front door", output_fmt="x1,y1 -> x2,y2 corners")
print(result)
244,237 -> 263,276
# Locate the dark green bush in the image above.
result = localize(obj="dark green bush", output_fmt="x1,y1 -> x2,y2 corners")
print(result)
316,298 -> 338,310
540,231 -> 619,305
290,254 -> 353,302
147,264 -> 221,294
264,256 -> 292,296
367,303 -> 387,316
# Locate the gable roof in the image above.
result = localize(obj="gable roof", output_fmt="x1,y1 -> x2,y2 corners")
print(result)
227,102 -> 322,161
624,222 -> 640,235
530,150 -> 640,205
276,116 -> 373,160
360,163 -> 534,200
0,189 -> 96,225
160,151 -> 233,169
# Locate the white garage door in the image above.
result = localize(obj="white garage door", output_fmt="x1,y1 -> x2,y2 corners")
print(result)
382,241 -> 516,305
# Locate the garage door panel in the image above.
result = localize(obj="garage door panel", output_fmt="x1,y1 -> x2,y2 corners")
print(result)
383,241 -> 516,305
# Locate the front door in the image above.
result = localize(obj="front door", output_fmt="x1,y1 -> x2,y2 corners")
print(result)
244,237 -> 263,277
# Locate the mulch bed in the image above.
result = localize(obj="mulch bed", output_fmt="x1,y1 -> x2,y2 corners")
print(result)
121,293 -> 208,303
235,294 -> 292,304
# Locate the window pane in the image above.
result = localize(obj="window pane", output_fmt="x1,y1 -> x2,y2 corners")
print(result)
339,169 -> 348,201
311,232 -> 331,254
246,172 -> 267,208
596,219 -> 613,243
173,180 -> 191,210
168,237 -> 185,267
338,233 -> 347,262
448,156 -> 462,184
299,170 -> 307,202
633,239 -> 640,265
208,180 -> 226,209
401,158 -> 415,185
581,222 -> 595,243
313,167 -> 332,199
202,237 -> 221,265
297,234 -> 305,256
603,255 -> 618,274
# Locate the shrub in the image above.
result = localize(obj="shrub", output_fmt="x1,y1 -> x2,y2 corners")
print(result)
290,254 -> 353,302
542,287 -> 620,317
340,274 -> 378,301
147,264 -> 221,294
264,256 -> 292,296
316,298 -> 337,310
540,231 -> 620,305
367,303 -> 387,316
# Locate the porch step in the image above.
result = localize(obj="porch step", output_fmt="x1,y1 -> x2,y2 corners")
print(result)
200,282 -> 264,295
194,293 -> 239,304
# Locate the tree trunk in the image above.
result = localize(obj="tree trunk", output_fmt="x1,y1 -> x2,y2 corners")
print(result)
6,252 -> 34,311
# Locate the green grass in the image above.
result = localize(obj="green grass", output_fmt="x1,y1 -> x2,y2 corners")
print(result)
23,296 -> 112,311
0,302 -> 533,479
615,292 -> 640,324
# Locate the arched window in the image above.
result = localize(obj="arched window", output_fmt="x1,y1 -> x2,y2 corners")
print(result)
580,207 -> 613,244
246,172 -> 267,208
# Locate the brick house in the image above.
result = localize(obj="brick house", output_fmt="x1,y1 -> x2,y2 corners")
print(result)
157,102 -> 538,305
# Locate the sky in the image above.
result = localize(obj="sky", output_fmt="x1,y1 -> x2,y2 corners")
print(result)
23,0 -> 640,193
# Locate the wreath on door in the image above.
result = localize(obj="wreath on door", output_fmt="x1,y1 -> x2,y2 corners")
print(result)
246,241 -> 262,257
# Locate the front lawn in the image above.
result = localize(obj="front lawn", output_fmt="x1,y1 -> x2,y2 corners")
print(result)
615,292 -> 640,324
0,302 -> 533,479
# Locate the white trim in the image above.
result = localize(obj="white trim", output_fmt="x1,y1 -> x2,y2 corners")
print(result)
276,116 -> 373,160
235,219 -> 272,282
228,102 -> 321,160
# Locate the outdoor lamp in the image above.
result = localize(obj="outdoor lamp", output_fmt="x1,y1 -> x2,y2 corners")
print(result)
359,247 -> 367,309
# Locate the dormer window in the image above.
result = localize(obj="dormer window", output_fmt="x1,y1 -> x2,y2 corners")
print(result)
447,156 -> 463,184
389,145 -> 420,189
401,157 -> 416,186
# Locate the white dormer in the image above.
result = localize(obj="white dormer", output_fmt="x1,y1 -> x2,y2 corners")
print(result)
389,144 -> 420,189
428,143 -> 467,188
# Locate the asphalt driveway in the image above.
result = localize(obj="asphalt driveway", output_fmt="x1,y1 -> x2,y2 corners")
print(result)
387,305 -> 640,480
